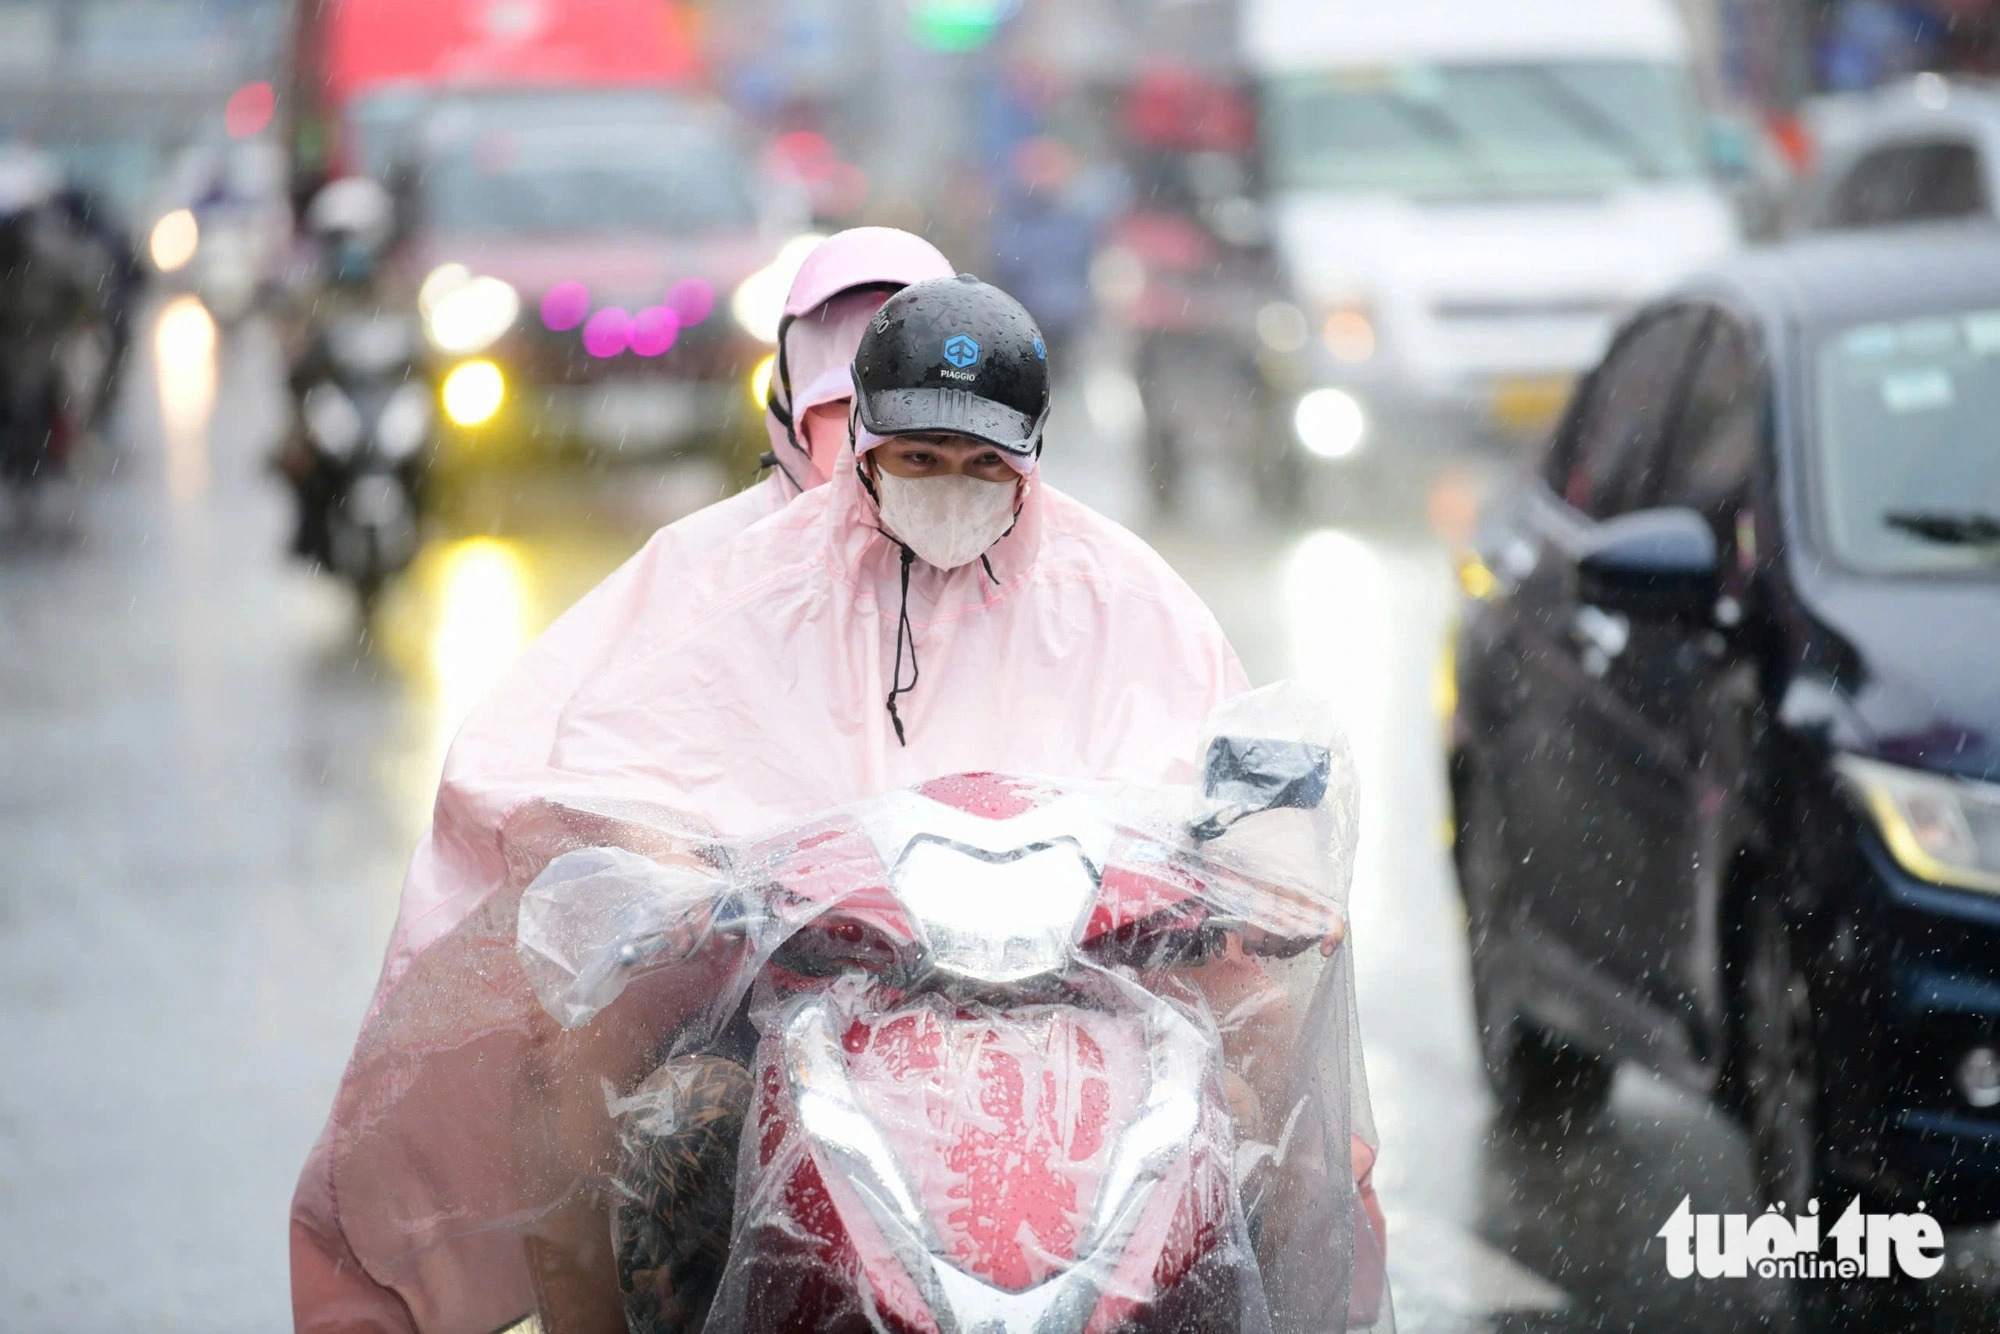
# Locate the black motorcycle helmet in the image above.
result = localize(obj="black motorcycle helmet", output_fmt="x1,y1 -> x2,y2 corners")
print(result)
850,274 -> 1052,464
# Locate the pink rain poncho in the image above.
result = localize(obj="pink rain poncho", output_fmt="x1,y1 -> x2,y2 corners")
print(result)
291,279 -> 1384,1333
376,229 -> 955,985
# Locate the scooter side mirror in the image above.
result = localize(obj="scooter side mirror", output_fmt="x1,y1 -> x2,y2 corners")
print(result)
1191,736 -> 1332,842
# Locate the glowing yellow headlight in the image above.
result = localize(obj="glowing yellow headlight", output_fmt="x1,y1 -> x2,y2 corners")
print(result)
1837,754 -> 2000,896
442,360 -> 505,428
1456,551 -> 1498,601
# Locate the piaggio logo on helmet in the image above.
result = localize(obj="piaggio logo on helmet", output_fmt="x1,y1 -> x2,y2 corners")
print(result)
943,335 -> 981,369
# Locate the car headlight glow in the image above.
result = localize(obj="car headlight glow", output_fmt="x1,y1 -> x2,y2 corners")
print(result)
1295,387 -> 1367,460
441,360 -> 506,428
1836,754 -> 2000,895
302,382 -> 364,458
426,275 -> 520,355
1323,306 -> 1377,363
419,263 -> 472,318
732,233 -> 827,344
375,382 -> 434,461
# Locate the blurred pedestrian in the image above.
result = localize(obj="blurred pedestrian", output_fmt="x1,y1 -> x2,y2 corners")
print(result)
989,136 -> 1097,366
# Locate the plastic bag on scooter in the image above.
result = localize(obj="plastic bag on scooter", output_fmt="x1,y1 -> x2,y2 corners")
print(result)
322,683 -> 1391,1334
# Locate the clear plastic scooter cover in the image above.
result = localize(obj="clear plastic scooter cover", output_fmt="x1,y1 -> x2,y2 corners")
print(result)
330,683 -> 1391,1333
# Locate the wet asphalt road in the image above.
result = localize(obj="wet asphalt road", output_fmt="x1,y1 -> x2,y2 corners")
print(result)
2,303 -> 1996,1332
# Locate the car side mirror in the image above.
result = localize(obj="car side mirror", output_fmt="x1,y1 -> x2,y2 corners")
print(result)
1577,507 -> 1719,620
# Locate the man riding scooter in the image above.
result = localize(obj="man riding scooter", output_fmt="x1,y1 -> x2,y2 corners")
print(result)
273,176 -> 428,604
294,275 -> 1385,1332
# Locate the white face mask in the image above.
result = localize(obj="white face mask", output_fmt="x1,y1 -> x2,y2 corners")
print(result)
872,469 -> 1020,570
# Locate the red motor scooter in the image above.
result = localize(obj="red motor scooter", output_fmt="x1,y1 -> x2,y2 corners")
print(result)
515,688 -> 1387,1334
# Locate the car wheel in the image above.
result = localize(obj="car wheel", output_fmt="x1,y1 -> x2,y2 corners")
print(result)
1459,756 -> 1614,1128
1738,898 -> 1937,1331
1740,895 -> 1823,1212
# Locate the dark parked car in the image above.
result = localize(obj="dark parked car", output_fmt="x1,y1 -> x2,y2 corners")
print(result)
1450,224 -> 2000,1236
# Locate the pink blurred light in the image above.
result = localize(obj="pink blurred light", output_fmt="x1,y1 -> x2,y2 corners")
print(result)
666,278 -> 715,327
630,306 -> 681,357
582,307 -> 633,358
224,82 -> 276,139
769,130 -> 836,183
541,282 -> 591,332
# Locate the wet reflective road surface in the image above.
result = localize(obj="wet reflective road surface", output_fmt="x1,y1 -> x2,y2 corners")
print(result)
4,307 -> 1999,1331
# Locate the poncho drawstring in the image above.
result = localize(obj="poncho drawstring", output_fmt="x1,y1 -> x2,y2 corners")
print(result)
885,543 -> 919,746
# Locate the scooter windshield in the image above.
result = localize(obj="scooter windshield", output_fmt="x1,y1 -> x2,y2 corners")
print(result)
324,682 -> 1391,1334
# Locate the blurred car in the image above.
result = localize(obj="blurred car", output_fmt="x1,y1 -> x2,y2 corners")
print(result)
397,109 -> 794,466
1797,75 -> 2000,233
1449,225 -> 2000,1232
1241,0 -> 1739,469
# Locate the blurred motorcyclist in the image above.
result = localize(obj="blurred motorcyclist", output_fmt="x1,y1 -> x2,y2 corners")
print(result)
47,183 -> 141,438
292,272 -> 1267,1330
0,145 -> 111,490
273,177 -> 400,559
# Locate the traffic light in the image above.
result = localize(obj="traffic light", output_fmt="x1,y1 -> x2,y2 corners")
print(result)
907,0 -> 1011,52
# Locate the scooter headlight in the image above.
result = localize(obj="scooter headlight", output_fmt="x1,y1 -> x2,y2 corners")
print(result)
375,382 -> 434,462
302,382 -> 364,459
890,838 -> 1098,986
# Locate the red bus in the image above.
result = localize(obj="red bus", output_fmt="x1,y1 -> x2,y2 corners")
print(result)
288,0 -> 703,185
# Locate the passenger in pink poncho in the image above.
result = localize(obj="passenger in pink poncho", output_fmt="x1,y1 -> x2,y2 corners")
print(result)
380,228 -> 954,984
291,277 -> 1390,1332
